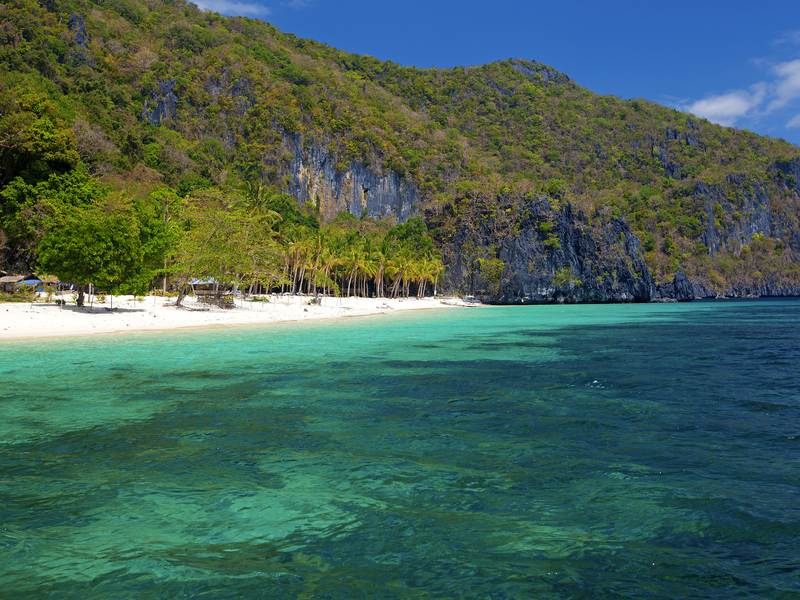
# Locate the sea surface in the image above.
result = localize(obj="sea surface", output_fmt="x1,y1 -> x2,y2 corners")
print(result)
1,300 -> 799,599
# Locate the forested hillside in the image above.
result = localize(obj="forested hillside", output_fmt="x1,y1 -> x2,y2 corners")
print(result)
2,0 -> 799,301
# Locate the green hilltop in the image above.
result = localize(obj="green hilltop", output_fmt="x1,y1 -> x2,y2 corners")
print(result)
2,0 -> 799,300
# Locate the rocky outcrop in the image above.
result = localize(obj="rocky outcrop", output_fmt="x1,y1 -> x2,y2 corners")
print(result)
654,273 -> 800,300
64,13 -> 94,67
510,61 -> 571,85
664,124 -> 702,151
655,146 -> 681,179
68,14 -> 89,48
721,281 -> 800,297
654,271 -> 697,301
695,165 -> 800,256
135,75 -> 419,223
283,134 -> 418,223
141,79 -> 178,127
438,198 -> 655,304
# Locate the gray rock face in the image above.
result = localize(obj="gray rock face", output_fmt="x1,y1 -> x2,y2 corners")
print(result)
511,62 -> 571,85
721,282 -> 800,297
140,72 -> 254,128
64,13 -> 95,67
655,272 -> 695,301
773,158 -> 800,194
696,170 -> 799,257
141,79 -> 178,126
693,282 -> 714,298
663,125 -> 702,155
438,199 -> 655,304
656,146 -> 681,179
68,14 -> 89,49
283,134 -> 418,223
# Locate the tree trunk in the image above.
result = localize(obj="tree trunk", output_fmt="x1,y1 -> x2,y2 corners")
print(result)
76,283 -> 85,307
297,262 -> 307,294
176,282 -> 188,307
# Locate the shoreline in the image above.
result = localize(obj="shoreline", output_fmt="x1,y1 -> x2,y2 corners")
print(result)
0,294 -> 476,342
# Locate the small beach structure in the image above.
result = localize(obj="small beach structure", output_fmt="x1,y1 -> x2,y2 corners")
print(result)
191,278 -> 235,308
0,275 -> 25,292
36,274 -> 59,286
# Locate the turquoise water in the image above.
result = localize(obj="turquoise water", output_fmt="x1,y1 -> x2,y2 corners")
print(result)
1,300 -> 799,598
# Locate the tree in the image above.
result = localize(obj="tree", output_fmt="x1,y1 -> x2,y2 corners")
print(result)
1,166 -> 103,260
477,257 -> 505,296
243,182 -> 318,231
37,202 -> 146,306
145,188 -> 182,294
388,216 -> 434,255
0,88 -> 79,186
170,189 -> 285,306
551,266 -> 581,291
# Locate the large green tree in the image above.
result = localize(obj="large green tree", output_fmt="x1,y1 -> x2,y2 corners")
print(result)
0,166 -> 101,260
37,200 -> 147,306
170,189 -> 285,306
139,187 -> 182,294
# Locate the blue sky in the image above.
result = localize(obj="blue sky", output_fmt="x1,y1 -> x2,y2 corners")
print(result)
196,0 -> 800,146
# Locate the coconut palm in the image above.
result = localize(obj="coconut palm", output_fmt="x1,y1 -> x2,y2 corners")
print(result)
386,246 -> 414,298
359,236 -> 379,297
373,235 -> 393,298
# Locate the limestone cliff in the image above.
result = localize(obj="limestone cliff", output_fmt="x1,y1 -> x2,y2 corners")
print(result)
282,134 -> 419,223
688,159 -> 800,296
432,197 -> 655,304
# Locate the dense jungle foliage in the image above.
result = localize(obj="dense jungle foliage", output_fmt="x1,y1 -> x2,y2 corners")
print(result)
1,0 -> 799,294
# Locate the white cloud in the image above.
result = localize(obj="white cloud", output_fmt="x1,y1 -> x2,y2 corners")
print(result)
285,0 -> 313,8
683,84 -> 766,127
195,0 -> 271,17
767,59 -> 800,112
677,58 -> 800,129
771,30 -> 800,46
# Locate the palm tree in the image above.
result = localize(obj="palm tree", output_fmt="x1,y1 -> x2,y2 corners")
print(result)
416,256 -> 436,298
386,247 -> 414,298
359,236 -> 379,297
305,228 -> 327,297
319,229 -> 345,300
292,237 -> 312,294
431,255 -> 444,297
373,236 -> 393,298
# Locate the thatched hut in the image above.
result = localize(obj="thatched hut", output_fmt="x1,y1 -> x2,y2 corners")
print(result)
0,275 -> 24,292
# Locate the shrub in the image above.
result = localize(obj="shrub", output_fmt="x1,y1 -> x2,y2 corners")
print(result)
544,233 -> 562,250
552,266 -> 580,290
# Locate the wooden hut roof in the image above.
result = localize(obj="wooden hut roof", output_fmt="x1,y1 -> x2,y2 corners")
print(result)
0,275 -> 25,284
36,274 -> 60,284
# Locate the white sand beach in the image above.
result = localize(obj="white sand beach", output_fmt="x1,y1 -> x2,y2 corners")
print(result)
0,293 -> 478,341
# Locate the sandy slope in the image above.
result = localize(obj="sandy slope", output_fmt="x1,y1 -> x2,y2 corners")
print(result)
0,293 -> 474,341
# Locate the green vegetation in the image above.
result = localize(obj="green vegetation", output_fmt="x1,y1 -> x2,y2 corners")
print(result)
1,0 -> 798,295
552,266 -> 581,291
37,198 -> 146,305
477,257 -> 505,296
